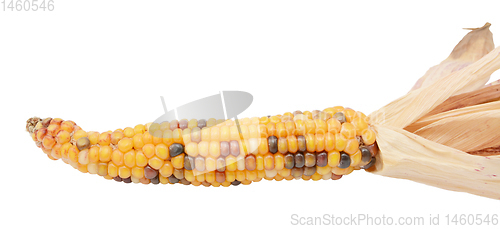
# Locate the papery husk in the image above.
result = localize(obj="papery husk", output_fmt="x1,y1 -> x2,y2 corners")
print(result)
370,46 -> 500,129
406,100 -> 500,133
411,23 -> 494,92
413,109 -> 500,153
371,124 -> 500,199
368,44 -> 500,199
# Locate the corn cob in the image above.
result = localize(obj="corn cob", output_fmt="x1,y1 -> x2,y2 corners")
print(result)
26,106 -> 378,186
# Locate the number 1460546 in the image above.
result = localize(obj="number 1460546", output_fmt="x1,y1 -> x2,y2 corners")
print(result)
1,0 -> 54,11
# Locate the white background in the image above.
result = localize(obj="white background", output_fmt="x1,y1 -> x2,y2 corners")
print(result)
1,1 -> 500,229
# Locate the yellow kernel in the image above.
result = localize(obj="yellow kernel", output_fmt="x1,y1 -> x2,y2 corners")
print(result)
88,131 -> 99,145
264,153 -> 274,170
159,161 -> 173,177
133,133 -> 144,150
188,119 -> 198,129
305,119 -> 316,134
328,151 -> 340,167
132,167 -> 144,179
162,129 -> 174,146
220,125 -> 230,141
142,144 -> 155,158
343,108 -> 356,123
274,153 -> 284,171
97,162 -> 108,176
118,166 -> 131,178
314,119 -> 328,135
362,128 -> 376,145
225,155 -> 237,171
294,119 -> 306,135
278,168 -> 291,177
256,154 -> 264,170
135,151 -> 148,167
111,149 -> 124,166
148,123 -> 160,134
239,125 -> 249,140
266,122 -> 276,137
98,132 -> 111,146
335,133 -> 347,151
159,121 -> 169,131
134,124 -> 146,134
235,170 -> 245,181
352,117 -> 368,135
340,123 -> 356,139
317,165 -> 331,175
228,125 -> 239,140
170,154 -> 184,169
184,170 -> 195,182
205,171 -> 216,183
118,138 -> 133,152
55,130 -> 71,144
182,128 -> 191,144
344,139 -> 359,155
110,131 -> 124,145
124,150 -> 136,168
350,150 -> 362,167
305,134 -> 315,152
209,141 -> 220,158
325,132 -> 335,152
99,146 -> 112,162
207,118 -> 216,127
258,137 -> 268,155
172,129 -> 183,144
327,118 -> 342,133
259,116 -> 270,125
78,149 -> 90,165
276,122 -> 287,138
315,134 -> 325,152
148,156 -> 164,170
108,162 -> 118,177
332,166 -> 354,176
248,125 -> 259,139
155,143 -> 169,160
77,163 -> 88,173
225,171 -> 236,182
73,130 -> 87,141
123,127 -> 134,138
205,157 -> 216,171
142,132 -> 153,145
88,146 -> 100,163
185,142 -> 199,157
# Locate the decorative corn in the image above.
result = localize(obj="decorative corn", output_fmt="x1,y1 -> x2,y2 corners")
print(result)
26,106 -> 378,186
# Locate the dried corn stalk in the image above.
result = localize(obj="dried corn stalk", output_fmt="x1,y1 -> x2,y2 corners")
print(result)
369,23 -> 500,199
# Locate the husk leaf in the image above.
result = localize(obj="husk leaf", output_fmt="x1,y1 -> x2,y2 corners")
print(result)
405,100 -> 500,133
413,109 -> 500,152
371,124 -> 500,199
411,23 -> 494,91
369,46 -> 500,129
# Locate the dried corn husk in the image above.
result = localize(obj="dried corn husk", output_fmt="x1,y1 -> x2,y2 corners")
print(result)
371,124 -> 500,199
411,23 -> 494,92
368,24 -> 500,199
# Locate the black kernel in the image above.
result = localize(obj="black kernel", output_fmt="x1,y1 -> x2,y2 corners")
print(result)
294,152 -> 305,168
169,143 -> 184,157
168,176 -> 179,184
151,175 -> 160,184
360,157 -> 376,170
338,152 -> 351,169
268,136 -> 278,154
